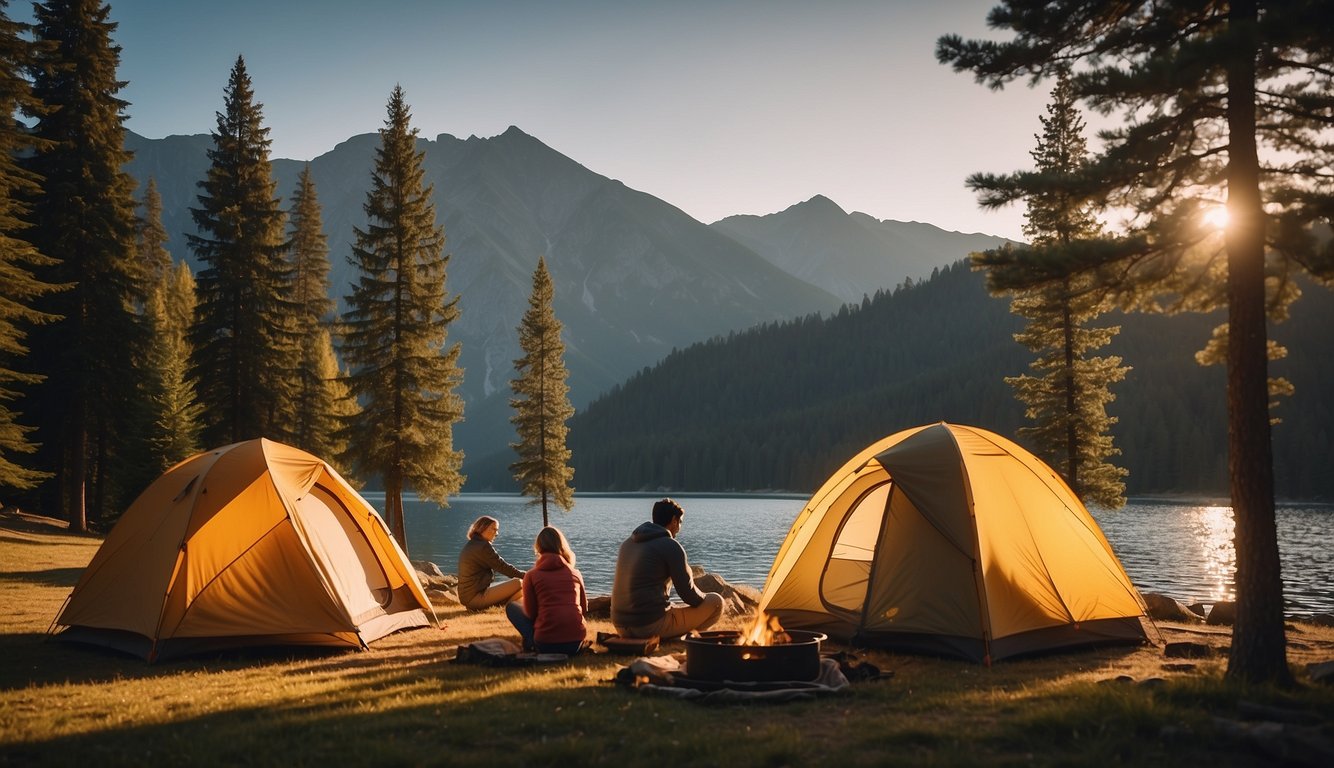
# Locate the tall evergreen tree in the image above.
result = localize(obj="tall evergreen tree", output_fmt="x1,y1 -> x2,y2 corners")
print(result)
285,165 -> 342,456
973,72 -> 1129,508
304,327 -> 357,464
510,256 -> 575,526
115,180 -> 195,503
141,262 -> 203,474
135,177 -> 170,285
342,86 -> 466,547
188,56 -> 297,448
0,2 -> 57,495
24,0 -> 144,530
939,0 -> 1334,685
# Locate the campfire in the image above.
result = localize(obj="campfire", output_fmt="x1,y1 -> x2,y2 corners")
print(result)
739,611 -> 791,646
684,611 -> 826,682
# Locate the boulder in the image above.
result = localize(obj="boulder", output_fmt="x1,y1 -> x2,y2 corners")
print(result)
1143,592 -> 1206,623
412,562 -> 457,592
1207,601 -> 1237,626
1308,660 -> 1334,686
1212,717 -> 1334,766
586,595 -> 612,619
428,587 -> 459,606
414,560 -> 446,579
693,570 -> 762,617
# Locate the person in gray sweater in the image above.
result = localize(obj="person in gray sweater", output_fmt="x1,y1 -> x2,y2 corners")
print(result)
611,498 -> 724,639
458,516 -> 525,610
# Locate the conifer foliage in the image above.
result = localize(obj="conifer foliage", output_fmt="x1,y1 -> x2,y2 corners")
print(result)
342,86 -> 465,546
188,56 -> 297,448
24,0 -> 144,530
938,0 -> 1334,685
135,177 -> 171,285
510,256 -> 575,526
285,165 -> 349,459
0,4 -> 57,494
141,262 -> 203,474
972,73 -> 1129,508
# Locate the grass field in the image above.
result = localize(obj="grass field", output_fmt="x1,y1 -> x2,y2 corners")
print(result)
2,508 -> 1331,767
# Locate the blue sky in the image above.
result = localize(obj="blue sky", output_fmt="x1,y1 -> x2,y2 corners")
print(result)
62,1 -> 1055,240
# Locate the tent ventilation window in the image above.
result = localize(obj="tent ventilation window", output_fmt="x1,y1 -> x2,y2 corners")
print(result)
820,480 -> 891,613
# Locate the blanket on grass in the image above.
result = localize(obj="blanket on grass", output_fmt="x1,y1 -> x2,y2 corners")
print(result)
452,638 -> 575,667
614,653 -> 858,704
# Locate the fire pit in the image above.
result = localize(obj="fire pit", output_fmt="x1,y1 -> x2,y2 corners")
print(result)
684,629 -> 827,682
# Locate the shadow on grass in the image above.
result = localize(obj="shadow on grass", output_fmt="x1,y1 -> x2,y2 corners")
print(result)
0,630 -> 451,691
2,567 -> 85,588
1,624 -> 611,698
0,653 -> 820,768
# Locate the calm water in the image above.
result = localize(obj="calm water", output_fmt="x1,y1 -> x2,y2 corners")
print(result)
375,493 -> 1334,617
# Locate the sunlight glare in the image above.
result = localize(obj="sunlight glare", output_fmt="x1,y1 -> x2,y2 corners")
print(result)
1193,505 -> 1236,604
1202,205 -> 1231,231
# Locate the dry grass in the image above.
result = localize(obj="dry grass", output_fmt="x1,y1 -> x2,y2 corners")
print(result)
2,508 -> 1332,767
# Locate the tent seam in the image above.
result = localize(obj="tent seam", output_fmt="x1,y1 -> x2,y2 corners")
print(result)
965,425 -> 1147,617
950,424 -> 995,664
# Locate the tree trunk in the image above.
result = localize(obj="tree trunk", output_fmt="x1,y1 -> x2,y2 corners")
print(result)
66,423 -> 87,534
386,474 -> 407,551
1223,0 -> 1292,687
1061,278 -> 1077,490
92,415 -> 107,525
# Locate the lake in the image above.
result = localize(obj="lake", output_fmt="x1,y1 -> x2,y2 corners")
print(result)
376,493 -> 1334,617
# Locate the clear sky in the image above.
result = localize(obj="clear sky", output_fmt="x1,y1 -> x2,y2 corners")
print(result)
76,0 -> 1055,241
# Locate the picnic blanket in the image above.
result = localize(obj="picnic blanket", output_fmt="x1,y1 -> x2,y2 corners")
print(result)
613,653 -> 855,703
452,638 -> 575,667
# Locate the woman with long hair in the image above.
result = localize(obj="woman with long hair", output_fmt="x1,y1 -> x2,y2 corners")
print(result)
506,526 -> 588,655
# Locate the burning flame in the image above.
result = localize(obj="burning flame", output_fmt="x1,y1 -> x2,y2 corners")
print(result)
739,611 -> 790,646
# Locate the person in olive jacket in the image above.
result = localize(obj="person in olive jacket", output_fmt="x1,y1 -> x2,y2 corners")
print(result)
611,498 -> 723,639
505,526 -> 588,655
457,516 -> 525,610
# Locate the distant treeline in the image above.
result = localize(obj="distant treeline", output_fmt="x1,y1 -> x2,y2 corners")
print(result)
554,261 -> 1332,500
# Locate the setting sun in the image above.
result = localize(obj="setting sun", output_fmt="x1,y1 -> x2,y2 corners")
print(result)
1202,205 -> 1231,231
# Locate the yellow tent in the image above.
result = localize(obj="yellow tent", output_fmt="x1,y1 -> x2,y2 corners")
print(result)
54,438 -> 434,661
758,423 -> 1153,663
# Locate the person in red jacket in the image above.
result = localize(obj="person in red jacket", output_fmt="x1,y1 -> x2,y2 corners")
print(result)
506,526 -> 588,655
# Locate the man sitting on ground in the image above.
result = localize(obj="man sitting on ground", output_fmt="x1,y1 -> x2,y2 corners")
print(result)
611,498 -> 724,639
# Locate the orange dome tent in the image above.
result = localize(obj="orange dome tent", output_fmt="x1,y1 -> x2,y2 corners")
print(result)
758,423 -> 1154,663
53,439 -> 434,661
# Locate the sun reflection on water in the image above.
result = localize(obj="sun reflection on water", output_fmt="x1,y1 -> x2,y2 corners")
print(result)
1191,505 -> 1236,604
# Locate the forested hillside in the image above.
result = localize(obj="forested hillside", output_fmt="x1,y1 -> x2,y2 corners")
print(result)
552,262 -> 1333,500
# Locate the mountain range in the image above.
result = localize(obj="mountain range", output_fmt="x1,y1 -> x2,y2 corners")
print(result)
123,127 -> 1016,478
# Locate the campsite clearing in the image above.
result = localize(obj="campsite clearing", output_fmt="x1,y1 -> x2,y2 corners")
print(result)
3,508 -> 1332,767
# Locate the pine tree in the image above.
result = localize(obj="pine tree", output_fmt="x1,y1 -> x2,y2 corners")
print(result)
285,165 -> 342,456
305,326 -> 358,464
116,181 -> 197,503
342,86 -> 465,547
939,0 -> 1334,685
973,72 -> 1129,508
24,0 -> 144,529
510,256 -> 575,526
0,3 -> 57,495
141,262 -> 203,473
188,56 -> 297,448
135,177 -> 171,285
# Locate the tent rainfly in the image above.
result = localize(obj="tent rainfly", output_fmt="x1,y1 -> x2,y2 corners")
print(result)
757,423 -> 1155,663
53,438 -> 434,661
